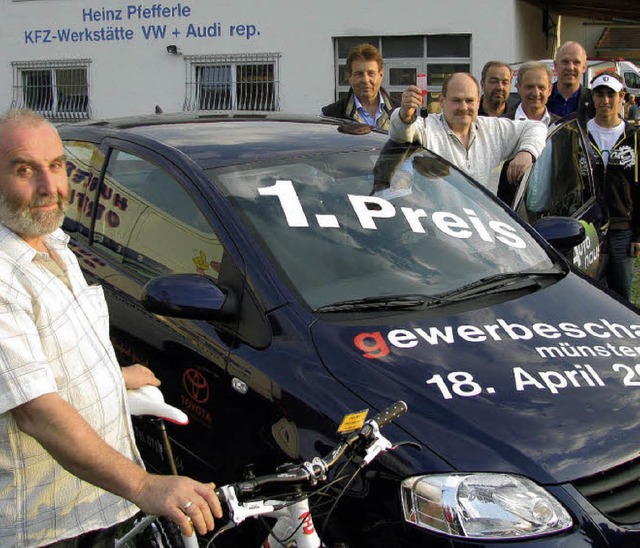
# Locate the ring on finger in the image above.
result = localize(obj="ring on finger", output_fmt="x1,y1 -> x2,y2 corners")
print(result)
182,500 -> 193,512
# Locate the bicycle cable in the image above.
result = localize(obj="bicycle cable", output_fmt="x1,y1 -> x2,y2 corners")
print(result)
320,461 -> 367,542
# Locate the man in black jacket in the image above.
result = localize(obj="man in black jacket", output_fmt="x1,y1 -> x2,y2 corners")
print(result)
322,44 -> 397,131
478,61 -> 517,118
586,71 -> 640,299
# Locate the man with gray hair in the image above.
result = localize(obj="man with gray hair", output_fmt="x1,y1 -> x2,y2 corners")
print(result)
0,110 -> 222,546
497,62 -> 559,204
513,61 -> 559,126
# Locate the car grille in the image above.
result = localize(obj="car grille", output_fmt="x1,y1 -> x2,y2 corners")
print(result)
573,456 -> 640,525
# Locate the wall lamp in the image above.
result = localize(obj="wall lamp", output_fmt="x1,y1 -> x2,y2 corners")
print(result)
166,44 -> 182,55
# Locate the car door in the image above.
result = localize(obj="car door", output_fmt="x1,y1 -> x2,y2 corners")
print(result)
512,117 -> 606,280
63,137 -> 243,480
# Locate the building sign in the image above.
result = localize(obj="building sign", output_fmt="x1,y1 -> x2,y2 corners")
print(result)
22,3 -> 261,45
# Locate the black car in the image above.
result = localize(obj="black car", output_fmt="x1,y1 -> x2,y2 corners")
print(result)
59,114 -> 640,547
509,114 -> 606,281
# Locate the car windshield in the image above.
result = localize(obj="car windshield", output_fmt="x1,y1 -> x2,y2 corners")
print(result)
209,140 -> 554,310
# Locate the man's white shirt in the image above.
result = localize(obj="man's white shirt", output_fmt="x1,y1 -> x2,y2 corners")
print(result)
389,110 -> 546,194
514,103 -> 553,127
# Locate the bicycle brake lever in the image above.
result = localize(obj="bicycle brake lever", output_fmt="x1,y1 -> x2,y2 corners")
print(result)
361,421 -> 393,464
219,485 -> 279,525
392,440 -> 422,452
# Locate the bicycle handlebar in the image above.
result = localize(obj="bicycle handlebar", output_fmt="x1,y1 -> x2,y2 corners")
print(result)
216,400 -> 407,526
371,400 -> 408,429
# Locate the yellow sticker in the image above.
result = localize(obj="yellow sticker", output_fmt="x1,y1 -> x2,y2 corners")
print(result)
337,409 -> 369,433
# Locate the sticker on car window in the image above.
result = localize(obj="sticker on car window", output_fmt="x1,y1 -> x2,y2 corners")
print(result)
258,179 -> 527,250
572,221 -> 600,276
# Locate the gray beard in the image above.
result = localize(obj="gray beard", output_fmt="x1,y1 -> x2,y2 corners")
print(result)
0,194 -> 66,238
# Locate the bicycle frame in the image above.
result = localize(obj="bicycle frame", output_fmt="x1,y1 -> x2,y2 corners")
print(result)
216,484 -> 322,547
263,498 -> 322,548
114,514 -> 198,548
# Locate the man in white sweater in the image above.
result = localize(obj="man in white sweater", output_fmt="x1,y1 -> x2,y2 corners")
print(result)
390,72 -> 547,194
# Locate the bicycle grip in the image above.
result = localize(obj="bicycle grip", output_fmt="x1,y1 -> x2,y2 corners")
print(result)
371,400 -> 407,428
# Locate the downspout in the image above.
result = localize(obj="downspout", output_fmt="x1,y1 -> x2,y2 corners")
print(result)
556,14 -> 562,53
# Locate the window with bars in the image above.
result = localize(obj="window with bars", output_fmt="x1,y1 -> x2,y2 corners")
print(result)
333,35 -> 471,113
184,53 -> 280,112
12,59 -> 91,121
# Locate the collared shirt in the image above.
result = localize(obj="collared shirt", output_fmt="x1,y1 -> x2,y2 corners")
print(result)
548,83 -> 582,118
514,103 -> 553,127
0,226 -> 140,547
354,92 -> 386,127
389,110 -> 547,194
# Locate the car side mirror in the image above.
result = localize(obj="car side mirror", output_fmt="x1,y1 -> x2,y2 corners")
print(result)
142,274 -> 237,320
532,216 -> 586,253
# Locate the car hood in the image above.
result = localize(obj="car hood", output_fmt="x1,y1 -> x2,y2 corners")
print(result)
310,274 -> 640,484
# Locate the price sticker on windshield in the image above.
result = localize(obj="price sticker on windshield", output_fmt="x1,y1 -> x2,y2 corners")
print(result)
337,409 -> 369,433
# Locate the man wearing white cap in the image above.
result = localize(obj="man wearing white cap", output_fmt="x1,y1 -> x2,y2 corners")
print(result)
587,71 -> 640,300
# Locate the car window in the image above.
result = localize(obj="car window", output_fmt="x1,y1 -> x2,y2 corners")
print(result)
516,120 -> 592,224
209,141 -> 554,310
93,149 -> 224,280
64,140 -> 104,237
624,71 -> 640,90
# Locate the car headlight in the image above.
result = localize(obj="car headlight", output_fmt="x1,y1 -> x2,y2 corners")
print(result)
401,473 -> 573,540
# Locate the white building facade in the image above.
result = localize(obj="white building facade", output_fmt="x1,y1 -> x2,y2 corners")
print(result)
0,0 -> 596,121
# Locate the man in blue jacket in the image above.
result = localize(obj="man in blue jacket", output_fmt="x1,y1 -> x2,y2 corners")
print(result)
548,41 -> 595,126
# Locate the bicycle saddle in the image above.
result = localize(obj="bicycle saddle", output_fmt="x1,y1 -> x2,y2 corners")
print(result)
127,385 -> 189,425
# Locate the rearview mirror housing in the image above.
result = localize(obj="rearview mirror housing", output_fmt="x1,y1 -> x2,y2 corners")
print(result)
533,216 -> 586,253
142,274 -> 237,320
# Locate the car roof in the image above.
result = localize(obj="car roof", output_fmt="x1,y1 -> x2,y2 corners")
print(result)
57,113 -> 390,170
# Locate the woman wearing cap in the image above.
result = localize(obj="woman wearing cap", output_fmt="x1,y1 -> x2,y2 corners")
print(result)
587,71 -> 640,300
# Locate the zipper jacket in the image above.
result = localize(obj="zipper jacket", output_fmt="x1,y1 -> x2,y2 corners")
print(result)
587,121 -> 640,238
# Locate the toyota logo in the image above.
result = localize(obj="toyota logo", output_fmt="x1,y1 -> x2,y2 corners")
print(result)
182,368 -> 210,404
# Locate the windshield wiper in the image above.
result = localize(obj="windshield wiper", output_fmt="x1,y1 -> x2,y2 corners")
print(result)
433,268 -> 566,303
314,269 -> 565,313
315,294 -> 428,313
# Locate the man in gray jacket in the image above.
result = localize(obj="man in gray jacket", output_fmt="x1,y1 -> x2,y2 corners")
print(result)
390,72 -> 547,194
